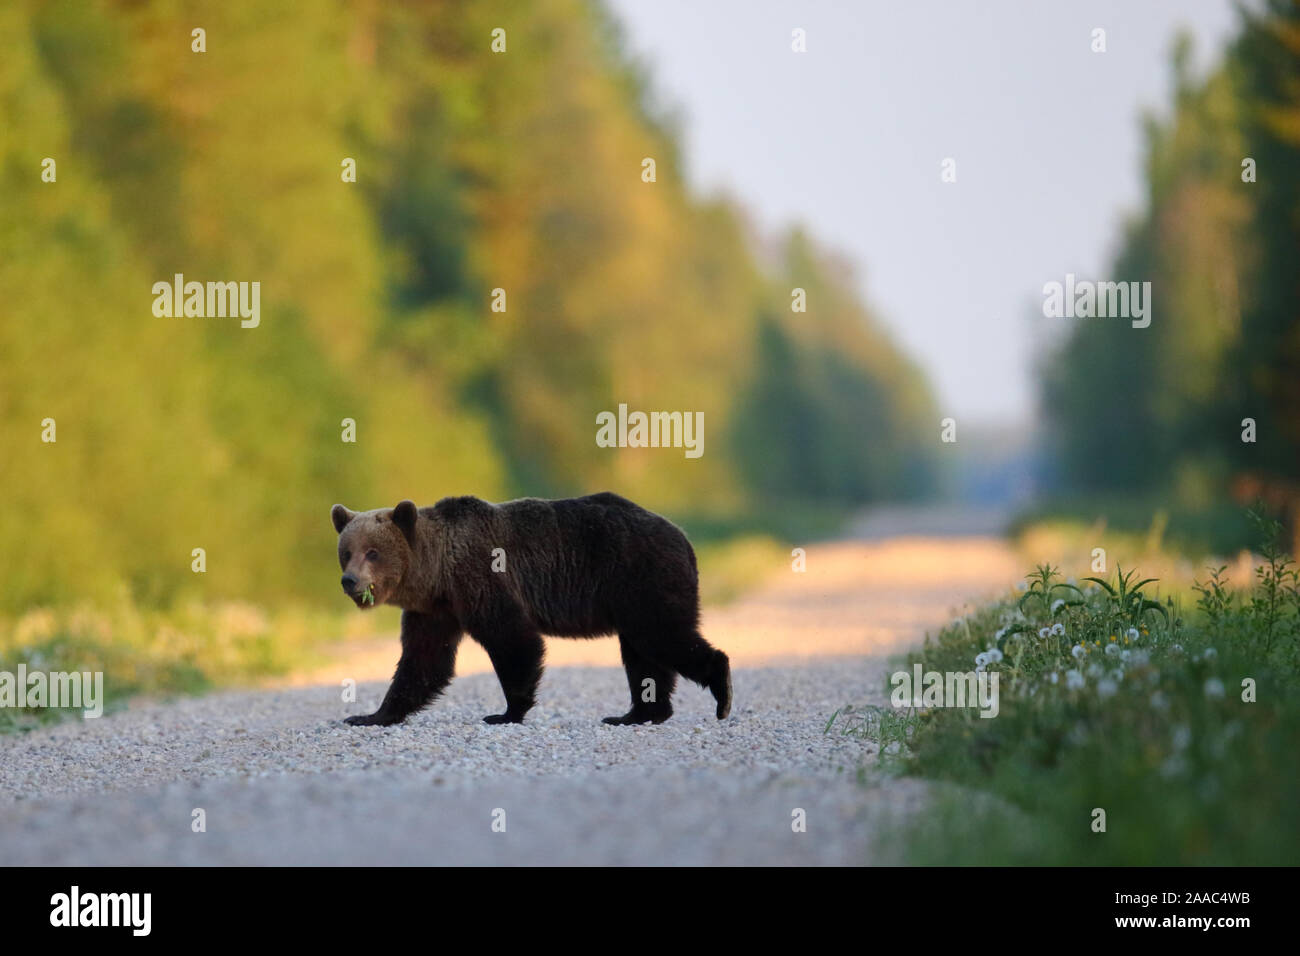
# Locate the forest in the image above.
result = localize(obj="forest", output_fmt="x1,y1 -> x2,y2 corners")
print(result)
0,0 -> 936,614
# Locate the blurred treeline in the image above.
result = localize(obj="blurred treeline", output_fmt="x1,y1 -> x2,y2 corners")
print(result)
0,0 -> 936,613
1040,1 -> 1300,550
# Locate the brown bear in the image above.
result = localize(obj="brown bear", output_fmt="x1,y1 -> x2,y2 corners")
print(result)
331,492 -> 732,726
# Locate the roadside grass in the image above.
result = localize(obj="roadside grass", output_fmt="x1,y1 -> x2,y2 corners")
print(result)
864,512 -> 1300,864
0,597 -> 377,734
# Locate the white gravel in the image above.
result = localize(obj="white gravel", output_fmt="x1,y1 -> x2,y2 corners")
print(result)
2,531 -> 1020,865
0,661 -> 928,865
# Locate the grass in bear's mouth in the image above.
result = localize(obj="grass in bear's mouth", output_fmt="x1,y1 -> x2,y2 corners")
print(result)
361,585 -> 375,606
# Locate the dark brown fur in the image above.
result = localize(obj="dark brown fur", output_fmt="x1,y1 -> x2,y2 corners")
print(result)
331,492 -> 732,726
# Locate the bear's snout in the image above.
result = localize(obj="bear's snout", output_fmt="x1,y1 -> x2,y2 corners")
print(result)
341,573 -> 360,595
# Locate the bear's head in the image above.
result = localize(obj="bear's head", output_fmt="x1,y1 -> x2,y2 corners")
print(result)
330,500 -> 419,609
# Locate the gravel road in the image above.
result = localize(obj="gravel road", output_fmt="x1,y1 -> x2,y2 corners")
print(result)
0,529 -> 1018,865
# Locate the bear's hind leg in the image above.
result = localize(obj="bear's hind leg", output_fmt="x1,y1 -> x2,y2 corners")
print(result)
345,607 -> 461,727
656,629 -> 732,720
603,635 -> 676,725
473,611 -> 545,724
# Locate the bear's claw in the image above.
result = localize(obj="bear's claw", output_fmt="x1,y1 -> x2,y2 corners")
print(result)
602,705 -> 672,725
344,712 -> 398,727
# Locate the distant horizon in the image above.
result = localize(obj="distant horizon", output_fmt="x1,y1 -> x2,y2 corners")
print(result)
606,0 -> 1241,428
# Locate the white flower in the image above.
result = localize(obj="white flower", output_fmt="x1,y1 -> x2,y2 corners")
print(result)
1051,622 -> 1066,636
1203,647 -> 1217,660
1121,650 -> 1131,662
1171,643 -> 1183,654
1039,627 -> 1051,639
987,647 -> 1004,663
1097,678 -> 1118,699
1066,669 -> 1085,690
995,627 -> 1007,640
1048,671 -> 1059,685
1126,627 -> 1139,641
1204,678 -> 1225,698
1130,650 -> 1150,667
1051,598 -> 1065,613
1071,644 -> 1085,659
1087,662 -> 1104,678
1104,643 -> 1120,657
975,652 -> 990,667
1150,691 -> 1168,711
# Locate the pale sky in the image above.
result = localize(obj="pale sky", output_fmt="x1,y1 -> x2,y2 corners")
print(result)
605,0 -> 1241,426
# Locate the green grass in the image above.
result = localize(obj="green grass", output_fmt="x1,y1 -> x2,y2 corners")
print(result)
870,512 -> 1300,864
0,598 -> 366,734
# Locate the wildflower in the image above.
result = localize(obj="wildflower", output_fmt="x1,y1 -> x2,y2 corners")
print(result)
1171,643 -> 1183,654
1087,663 -> 1104,678
995,627 -> 1007,641
1204,647 -> 1217,660
1097,678 -> 1118,699
1104,643 -> 1120,657
1048,672 -> 1059,685
987,648 -> 1004,663
1066,670 -> 1084,690
1038,627 -> 1051,640
1126,627 -> 1139,641
1051,622 -> 1065,636
1204,678 -> 1225,698
975,652 -> 990,668
1051,598 -> 1065,613
1150,691 -> 1168,711
1071,644 -> 1085,660
1109,634 -> 1117,642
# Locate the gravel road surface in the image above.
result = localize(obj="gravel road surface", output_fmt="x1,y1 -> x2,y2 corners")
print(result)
1,529 -> 1018,865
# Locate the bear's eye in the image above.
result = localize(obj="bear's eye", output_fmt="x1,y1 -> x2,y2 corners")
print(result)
366,549 -> 380,562
342,551 -> 351,564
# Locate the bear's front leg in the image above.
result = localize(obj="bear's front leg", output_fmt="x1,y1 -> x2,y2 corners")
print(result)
470,605 -> 545,724
345,606 -> 461,727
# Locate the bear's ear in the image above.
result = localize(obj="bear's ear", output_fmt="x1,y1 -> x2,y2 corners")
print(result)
392,499 -> 419,546
331,504 -> 356,534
